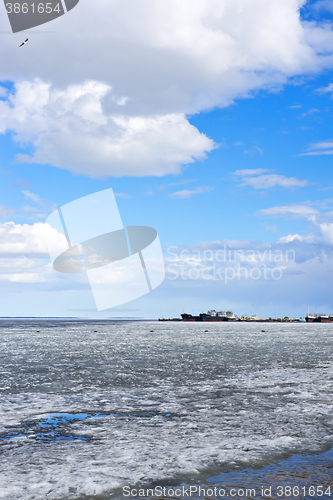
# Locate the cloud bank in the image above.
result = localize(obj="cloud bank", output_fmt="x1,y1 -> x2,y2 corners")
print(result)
257,200 -> 333,245
0,80 -> 214,178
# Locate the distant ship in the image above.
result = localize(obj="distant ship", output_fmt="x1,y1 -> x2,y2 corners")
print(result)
305,313 -> 332,322
181,310 -> 238,322
305,313 -> 316,322
315,315 -> 331,323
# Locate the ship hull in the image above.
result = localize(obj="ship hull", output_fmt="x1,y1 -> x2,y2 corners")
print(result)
202,317 -> 228,322
181,314 -> 199,321
181,313 -> 237,322
306,316 -> 332,322
181,314 -> 199,322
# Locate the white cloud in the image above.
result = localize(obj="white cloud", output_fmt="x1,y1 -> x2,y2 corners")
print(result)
0,222 -> 66,256
170,186 -> 213,199
114,192 -> 131,199
243,174 -> 308,189
0,0 -> 332,176
317,221 -> 333,245
257,201 -> 333,246
22,190 -> 46,207
278,234 -> 308,243
299,150 -> 333,156
0,80 -> 214,178
0,222 -> 71,284
244,146 -> 263,157
258,204 -> 318,217
235,170 -> 308,189
163,232 -> 333,315
168,179 -> 197,187
309,140 -> 333,149
112,96 -> 130,106
164,237 -> 333,293
0,259 -> 52,283
299,107 -> 320,118
234,169 -> 268,176
299,139 -> 333,156
316,82 -> 333,94
0,0 -> 331,110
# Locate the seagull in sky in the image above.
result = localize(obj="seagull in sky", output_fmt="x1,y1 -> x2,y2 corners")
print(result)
19,38 -> 28,47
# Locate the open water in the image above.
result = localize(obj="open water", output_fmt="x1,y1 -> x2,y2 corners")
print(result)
0,320 -> 332,499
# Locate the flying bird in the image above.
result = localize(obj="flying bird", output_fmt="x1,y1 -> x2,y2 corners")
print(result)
19,38 -> 28,47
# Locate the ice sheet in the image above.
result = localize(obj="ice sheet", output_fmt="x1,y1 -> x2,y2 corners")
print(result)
0,321 -> 332,499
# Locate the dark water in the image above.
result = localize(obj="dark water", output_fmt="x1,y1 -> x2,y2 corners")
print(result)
0,319 -> 332,499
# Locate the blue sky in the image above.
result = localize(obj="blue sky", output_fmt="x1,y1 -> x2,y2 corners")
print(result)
0,0 -> 333,318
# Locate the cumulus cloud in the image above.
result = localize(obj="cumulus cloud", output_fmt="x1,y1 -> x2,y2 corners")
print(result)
0,0 -> 332,111
0,80 -> 214,178
0,222 -> 66,257
278,234 -> 310,243
170,186 -> 213,199
317,221 -> 333,244
234,169 -> 308,189
0,222 -> 70,284
0,1 -> 332,176
257,201 -> 333,246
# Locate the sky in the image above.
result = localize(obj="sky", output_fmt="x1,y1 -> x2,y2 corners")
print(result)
0,0 -> 333,318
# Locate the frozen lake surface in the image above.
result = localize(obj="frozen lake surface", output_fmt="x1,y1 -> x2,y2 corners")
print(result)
0,320 -> 332,499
